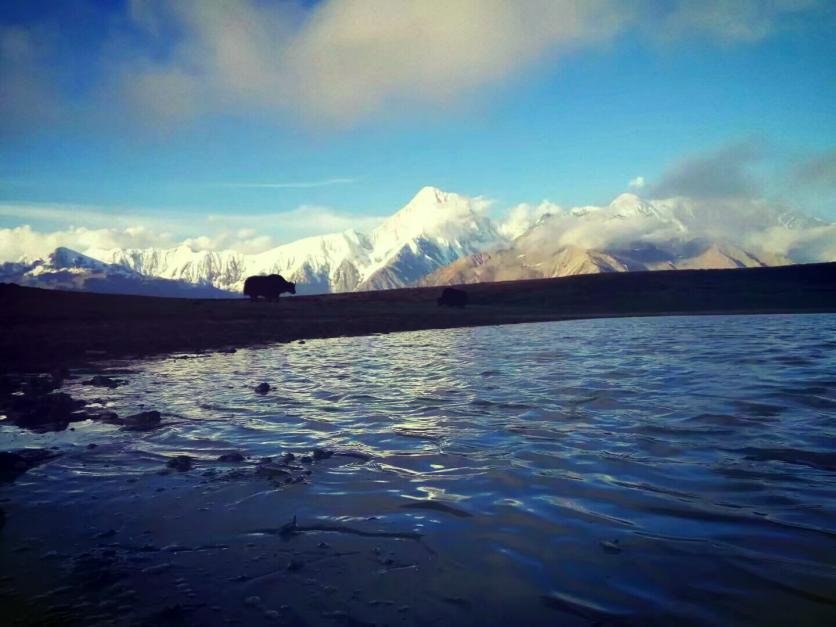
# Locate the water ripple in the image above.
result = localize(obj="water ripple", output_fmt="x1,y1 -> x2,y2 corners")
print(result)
5,313 -> 836,623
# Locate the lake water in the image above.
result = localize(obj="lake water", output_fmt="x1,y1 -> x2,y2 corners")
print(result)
2,314 -> 836,625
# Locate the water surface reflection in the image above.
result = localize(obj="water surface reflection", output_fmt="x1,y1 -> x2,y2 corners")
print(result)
5,314 -> 836,625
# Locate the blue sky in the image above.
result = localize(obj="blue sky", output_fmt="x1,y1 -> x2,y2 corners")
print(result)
0,0 -> 834,253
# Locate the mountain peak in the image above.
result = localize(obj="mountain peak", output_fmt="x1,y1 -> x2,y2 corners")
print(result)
49,247 -> 98,267
609,192 -> 648,211
412,186 -> 452,205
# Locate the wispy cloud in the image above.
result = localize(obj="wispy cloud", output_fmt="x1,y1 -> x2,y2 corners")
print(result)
0,199 -> 386,261
215,177 -> 358,189
0,201 -> 177,229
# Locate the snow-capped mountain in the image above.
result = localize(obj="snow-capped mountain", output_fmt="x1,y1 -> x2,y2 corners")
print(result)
88,187 -> 503,294
418,193 -> 801,287
1,247 -> 234,297
7,187 -> 833,296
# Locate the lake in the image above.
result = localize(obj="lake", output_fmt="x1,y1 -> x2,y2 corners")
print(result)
2,314 -> 835,625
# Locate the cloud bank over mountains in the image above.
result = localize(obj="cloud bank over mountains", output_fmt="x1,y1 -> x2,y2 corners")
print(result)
3,138 -> 833,267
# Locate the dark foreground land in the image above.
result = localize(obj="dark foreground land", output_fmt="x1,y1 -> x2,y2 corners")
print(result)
2,262 -> 835,372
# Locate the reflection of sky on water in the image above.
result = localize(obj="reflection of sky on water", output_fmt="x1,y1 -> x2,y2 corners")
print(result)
5,314 -> 835,623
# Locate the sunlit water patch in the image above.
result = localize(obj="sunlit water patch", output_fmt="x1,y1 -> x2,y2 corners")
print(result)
2,314 -> 835,625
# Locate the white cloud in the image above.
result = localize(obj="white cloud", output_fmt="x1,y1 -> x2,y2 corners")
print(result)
56,0 -> 636,129
0,224 -> 178,262
0,201 -> 178,229
1,1 -> 828,132
0,201 -> 387,262
499,186 -> 835,263
747,223 -> 836,263
629,176 -> 646,189
205,205 -> 385,240
498,201 -> 561,239
216,178 -> 357,189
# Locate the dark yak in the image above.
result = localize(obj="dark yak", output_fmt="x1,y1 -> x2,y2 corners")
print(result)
243,274 -> 296,302
437,287 -> 468,308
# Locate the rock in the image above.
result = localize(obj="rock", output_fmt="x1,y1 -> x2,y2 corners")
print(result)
281,453 -> 296,463
120,410 -> 161,431
88,410 -> 119,424
299,456 -> 312,464
166,456 -> 193,472
217,452 -> 245,463
2,373 -> 63,395
256,464 -> 291,481
4,392 -> 86,431
278,516 -> 298,537
0,451 -> 29,475
254,383 -> 270,395
312,448 -> 333,461
335,451 -> 373,462
0,448 -> 61,482
82,375 -> 123,389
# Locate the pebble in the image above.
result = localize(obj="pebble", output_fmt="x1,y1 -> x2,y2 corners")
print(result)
217,452 -> 245,463
166,455 -> 193,472
312,448 -> 333,461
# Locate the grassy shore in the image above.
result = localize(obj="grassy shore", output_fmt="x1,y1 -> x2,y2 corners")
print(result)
2,262 -> 835,372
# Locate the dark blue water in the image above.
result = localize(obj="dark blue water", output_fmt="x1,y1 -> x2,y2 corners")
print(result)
2,314 -> 835,625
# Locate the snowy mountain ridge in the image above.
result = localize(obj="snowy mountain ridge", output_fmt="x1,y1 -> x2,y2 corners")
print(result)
7,186 -> 834,296
1,246 -> 234,297
86,187 -> 502,294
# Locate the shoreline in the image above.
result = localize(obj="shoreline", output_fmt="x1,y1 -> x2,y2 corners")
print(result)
2,262 -> 835,373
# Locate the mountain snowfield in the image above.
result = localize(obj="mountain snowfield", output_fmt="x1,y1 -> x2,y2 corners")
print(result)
0,247 -> 231,297
85,187 -> 502,294
3,187 -> 834,296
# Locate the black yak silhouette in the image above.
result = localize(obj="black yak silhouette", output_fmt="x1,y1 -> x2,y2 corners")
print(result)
437,287 -> 468,308
243,274 -> 296,302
